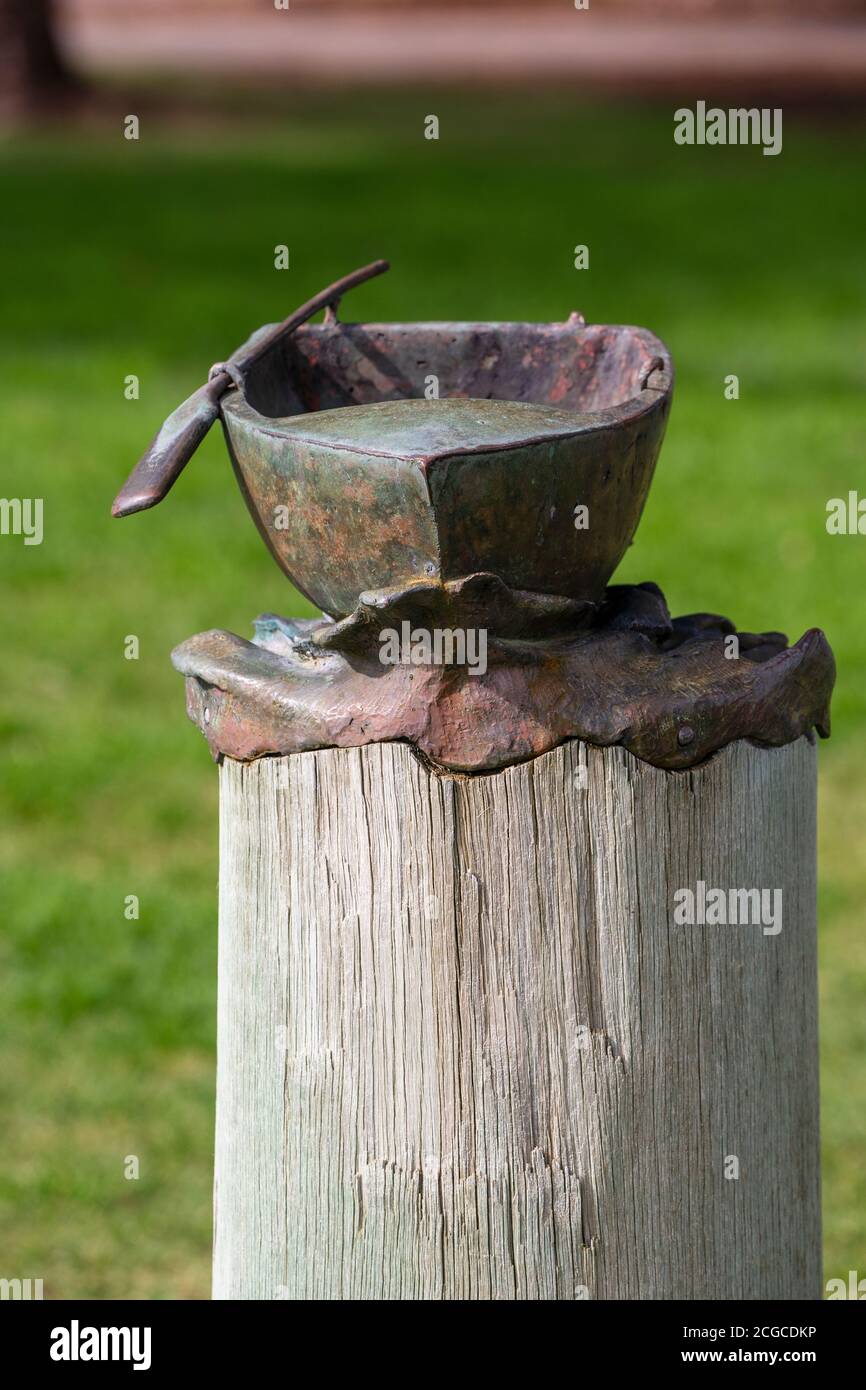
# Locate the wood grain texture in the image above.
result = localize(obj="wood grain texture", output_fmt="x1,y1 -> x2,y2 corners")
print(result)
213,737 -> 821,1301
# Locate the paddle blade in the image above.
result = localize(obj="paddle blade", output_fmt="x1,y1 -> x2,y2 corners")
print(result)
111,378 -> 224,518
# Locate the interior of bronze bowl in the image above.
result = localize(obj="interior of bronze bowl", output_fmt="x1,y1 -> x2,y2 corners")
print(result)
239,320 -> 670,421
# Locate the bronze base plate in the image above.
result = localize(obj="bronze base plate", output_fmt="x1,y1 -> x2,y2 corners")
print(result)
172,578 -> 834,773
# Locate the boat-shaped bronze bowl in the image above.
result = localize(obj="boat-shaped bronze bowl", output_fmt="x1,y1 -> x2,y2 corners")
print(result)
221,317 -> 672,617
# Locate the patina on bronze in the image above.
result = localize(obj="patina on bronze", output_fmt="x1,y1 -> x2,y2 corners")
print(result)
114,261 -> 835,773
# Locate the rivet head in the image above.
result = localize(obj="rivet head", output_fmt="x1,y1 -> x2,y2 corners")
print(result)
677,724 -> 695,746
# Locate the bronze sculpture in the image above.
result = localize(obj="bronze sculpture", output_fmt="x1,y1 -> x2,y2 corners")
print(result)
113,261 -> 834,773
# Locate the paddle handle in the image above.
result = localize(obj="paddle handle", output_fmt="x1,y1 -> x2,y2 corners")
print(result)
111,259 -> 390,519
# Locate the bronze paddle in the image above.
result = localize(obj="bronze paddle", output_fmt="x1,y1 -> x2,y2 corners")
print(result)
111,258 -> 390,518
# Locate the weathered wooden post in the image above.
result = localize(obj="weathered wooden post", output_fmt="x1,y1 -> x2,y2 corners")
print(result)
115,265 -> 834,1300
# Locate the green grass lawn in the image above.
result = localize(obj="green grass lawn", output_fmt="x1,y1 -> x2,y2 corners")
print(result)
1,85 -> 864,1298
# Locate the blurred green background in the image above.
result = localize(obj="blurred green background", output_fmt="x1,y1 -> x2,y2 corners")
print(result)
0,85 -> 864,1298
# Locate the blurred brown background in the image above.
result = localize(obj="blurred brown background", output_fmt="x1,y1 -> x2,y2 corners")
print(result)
3,0 -> 866,120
